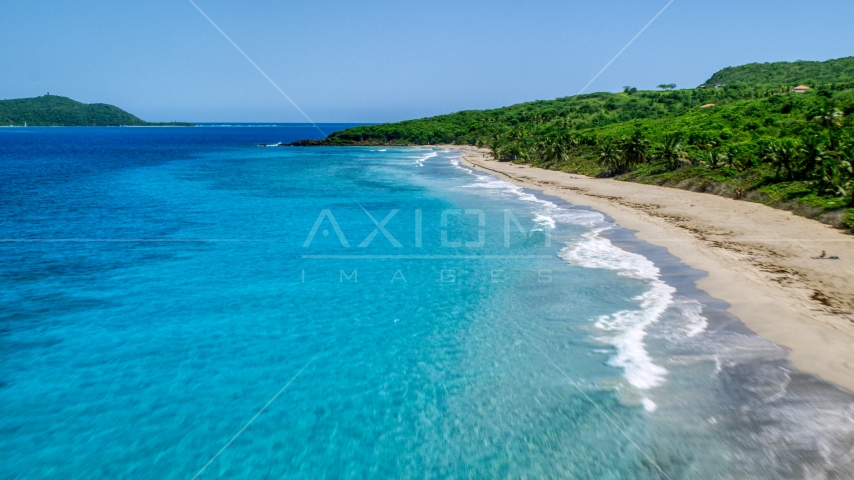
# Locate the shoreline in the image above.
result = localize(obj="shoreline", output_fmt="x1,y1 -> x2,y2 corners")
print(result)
444,145 -> 854,393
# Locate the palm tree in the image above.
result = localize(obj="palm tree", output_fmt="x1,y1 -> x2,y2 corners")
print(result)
760,143 -> 782,179
839,142 -> 854,205
538,135 -> 570,166
553,139 -> 571,164
799,135 -> 827,180
598,142 -> 623,176
621,130 -> 650,168
759,142 -> 777,164
519,137 -> 536,162
653,134 -> 687,171
509,126 -> 527,142
759,141 -> 785,181
489,142 -> 502,161
563,133 -> 580,150
774,139 -> 800,181
813,105 -> 844,130
813,155 -> 841,194
705,150 -> 728,170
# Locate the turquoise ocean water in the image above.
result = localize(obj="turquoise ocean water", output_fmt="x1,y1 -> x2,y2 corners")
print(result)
2,126 -> 854,479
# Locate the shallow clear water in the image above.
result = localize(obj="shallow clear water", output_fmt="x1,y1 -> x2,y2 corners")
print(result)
2,126 -> 854,479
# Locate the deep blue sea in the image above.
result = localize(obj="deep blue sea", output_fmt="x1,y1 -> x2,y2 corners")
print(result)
3,125 -> 854,479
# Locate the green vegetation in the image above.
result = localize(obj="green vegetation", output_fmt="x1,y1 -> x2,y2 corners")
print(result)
0,95 -> 192,127
303,57 -> 854,230
702,57 -> 854,87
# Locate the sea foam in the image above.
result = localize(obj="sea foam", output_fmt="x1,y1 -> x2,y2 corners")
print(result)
560,228 -> 673,392
414,151 -> 437,167
455,155 -> 707,400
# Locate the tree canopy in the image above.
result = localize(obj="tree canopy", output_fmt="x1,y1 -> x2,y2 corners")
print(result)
296,57 -> 854,230
0,95 -> 192,126
702,57 -> 854,87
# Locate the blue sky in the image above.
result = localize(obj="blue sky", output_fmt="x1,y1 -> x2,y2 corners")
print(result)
2,0 -> 853,123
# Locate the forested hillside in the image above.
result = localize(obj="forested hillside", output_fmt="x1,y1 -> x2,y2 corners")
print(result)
702,57 -> 854,87
319,86 -> 768,146
0,95 -> 192,126
296,57 -> 854,229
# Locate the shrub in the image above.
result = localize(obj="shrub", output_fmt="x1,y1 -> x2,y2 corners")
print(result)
844,209 -> 854,229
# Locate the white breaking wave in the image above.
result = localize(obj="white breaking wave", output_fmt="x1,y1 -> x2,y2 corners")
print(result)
462,173 -> 553,205
560,228 -> 673,393
532,214 -> 556,231
414,151 -> 437,167
449,154 -> 708,403
641,397 -> 658,413
448,155 -> 473,173
674,299 -> 708,338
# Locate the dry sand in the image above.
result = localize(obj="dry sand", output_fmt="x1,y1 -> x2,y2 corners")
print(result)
445,145 -> 854,392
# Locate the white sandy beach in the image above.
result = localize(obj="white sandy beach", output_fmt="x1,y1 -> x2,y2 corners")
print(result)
448,145 -> 854,393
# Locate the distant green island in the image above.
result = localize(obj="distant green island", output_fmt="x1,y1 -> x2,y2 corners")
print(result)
295,56 -> 854,229
0,95 -> 193,127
